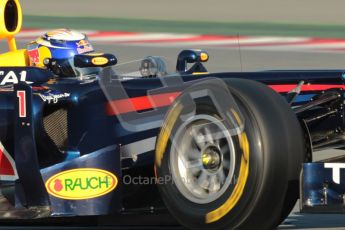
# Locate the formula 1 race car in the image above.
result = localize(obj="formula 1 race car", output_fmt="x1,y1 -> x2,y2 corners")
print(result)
0,0 -> 345,229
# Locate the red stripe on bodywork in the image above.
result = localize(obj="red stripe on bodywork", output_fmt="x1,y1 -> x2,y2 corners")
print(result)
106,92 -> 181,116
105,84 -> 345,116
269,84 -> 345,93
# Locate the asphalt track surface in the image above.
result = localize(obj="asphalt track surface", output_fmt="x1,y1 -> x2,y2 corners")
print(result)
1,40 -> 345,229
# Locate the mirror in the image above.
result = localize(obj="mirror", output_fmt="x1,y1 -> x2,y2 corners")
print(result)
4,0 -> 18,32
74,53 -> 117,68
176,49 -> 209,73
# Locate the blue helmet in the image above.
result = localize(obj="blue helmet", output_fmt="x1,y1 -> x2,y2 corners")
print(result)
27,28 -> 100,77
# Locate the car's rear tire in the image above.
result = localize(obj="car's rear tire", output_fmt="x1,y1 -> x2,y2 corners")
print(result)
155,78 -> 304,230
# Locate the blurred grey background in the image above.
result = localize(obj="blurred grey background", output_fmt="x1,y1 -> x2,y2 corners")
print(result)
22,0 -> 345,25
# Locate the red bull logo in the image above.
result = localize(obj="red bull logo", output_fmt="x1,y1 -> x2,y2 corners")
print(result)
76,39 -> 94,54
0,142 -> 18,181
27,48 -> 40,65
27,45 -> 52,67
76,39 -> 89,47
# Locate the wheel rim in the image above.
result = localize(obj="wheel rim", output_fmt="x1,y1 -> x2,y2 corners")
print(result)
170,114 -> 236,204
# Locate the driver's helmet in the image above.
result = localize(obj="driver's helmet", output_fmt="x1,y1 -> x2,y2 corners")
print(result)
27,28 -> 99,77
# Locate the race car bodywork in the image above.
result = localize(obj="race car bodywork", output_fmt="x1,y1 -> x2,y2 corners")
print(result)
0,0 -> 345,229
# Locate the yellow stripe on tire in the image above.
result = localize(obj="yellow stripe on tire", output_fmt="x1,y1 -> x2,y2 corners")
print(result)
206,132 -> 250,223
155,103 -> 183,167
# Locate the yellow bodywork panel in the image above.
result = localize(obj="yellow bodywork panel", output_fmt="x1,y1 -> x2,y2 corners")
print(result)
0,49 -> 29,67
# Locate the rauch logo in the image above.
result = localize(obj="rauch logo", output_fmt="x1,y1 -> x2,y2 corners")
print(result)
45,168 -> 118,200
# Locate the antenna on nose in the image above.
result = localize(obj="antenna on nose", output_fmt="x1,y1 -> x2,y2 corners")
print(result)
237,33 -> 243,72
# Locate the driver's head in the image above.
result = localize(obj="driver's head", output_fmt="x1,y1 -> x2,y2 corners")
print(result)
27,28 -> 97,77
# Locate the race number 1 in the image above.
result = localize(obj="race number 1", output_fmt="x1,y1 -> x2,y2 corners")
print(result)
17,90 -> 26,118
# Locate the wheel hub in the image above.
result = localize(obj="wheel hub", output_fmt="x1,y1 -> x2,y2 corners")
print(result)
170,115 -> 237,204
202,145 -> 222,172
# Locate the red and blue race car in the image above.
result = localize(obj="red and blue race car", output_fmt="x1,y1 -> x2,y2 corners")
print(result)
0,0 -> 344,229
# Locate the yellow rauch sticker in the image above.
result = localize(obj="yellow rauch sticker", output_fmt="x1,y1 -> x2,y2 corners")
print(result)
45,168 -> 118,200
91,57 -> 108,66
